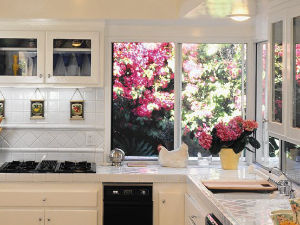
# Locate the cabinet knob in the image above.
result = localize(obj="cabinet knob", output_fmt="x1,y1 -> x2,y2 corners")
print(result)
47,218 -> 51,222
48,74 -> 51,78
39,74 -> 43,78
42,198 -> 47,202
189,215 -> 197,225
39,218 -> 42,222
162,199 -> 166,204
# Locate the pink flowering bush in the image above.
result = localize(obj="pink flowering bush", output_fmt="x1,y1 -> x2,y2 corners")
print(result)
112,42 -> 175,156
196,116 -> 260,154
181,44 -> 246,156
273,43 -> 283,122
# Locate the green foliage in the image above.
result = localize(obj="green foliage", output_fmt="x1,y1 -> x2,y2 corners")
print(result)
182,44 -> 245,156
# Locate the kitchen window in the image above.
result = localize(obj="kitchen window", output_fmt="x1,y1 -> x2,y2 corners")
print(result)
181,43 -> 247,157
111,42 -> 175,156
111,42 -> 247,157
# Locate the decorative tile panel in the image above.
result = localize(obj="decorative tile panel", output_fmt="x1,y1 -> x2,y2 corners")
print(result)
0,87 -> 105,163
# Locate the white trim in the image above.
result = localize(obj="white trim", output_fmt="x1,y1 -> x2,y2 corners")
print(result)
105,39 -> 253,163
1,124 -> 103,130
174,43 -> 182,149
0,148 -> 104,152
246,41 -> 256,164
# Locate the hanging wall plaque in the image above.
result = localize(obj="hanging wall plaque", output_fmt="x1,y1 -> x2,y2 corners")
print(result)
30,88 -> 45,119
0,90 -> 5,119
70,88 -> 84,120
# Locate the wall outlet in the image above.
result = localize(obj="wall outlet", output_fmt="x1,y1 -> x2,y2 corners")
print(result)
86,132 -> 96,146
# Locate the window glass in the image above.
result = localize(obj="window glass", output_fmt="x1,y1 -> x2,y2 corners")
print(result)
293,17 -> 300,128
53,39 -> 91,77
272,21 -> 283,123
112,42 -> 175,156
283,141 -> 300,183
181,44 -> 247,156
0,38 -> 37,76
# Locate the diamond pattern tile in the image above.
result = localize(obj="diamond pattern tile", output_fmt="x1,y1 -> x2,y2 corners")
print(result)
0,129 -> 104,149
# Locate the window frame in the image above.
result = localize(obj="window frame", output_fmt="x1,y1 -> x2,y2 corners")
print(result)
105,38 -> 254,162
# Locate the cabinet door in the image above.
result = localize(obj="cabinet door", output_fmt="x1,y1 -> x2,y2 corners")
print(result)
45,31 -> 100,85
0,31 -> 45,84
45,209 -> 97,225
185,194 -> 207,225
0,209 -> 44,225
158,192 -> 184,225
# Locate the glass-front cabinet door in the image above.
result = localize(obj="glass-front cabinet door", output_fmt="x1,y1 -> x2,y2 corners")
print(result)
45,32 -> 100,85
271,21 -> 283,124
293,17 -> 300,130
0,31 -> 45,84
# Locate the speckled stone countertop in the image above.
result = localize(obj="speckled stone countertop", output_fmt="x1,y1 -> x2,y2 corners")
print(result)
0,163 -> 293,225
187,169 -> 292,225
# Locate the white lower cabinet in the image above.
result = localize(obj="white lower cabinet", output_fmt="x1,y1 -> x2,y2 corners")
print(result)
0,183 -> 99,225
185,193 -> 208,225
0,209 -> 44,225
154,183 -> 186,225
45,209 -> 97,225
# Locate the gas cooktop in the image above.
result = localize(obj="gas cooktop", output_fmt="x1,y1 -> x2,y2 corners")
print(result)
0,160 -> 96,173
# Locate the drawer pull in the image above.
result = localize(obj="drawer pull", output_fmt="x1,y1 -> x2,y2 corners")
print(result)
47,218 -> 51,221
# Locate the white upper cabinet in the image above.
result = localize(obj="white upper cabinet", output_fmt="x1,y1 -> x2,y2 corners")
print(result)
0,30 -> 102,87
45,32 -> 100,85
268,2 -> 300,144
0,31 -> 45,84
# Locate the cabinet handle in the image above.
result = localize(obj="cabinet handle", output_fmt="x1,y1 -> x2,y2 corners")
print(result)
189,215 -> 197,225
162,200 -> 166,204
39,74 -> 43,78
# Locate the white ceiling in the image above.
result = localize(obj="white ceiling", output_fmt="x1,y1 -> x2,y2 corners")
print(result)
180,0 -> 256,19
0,0 -> 258,21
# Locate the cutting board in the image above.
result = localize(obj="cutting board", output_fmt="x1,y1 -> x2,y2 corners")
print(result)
202,180 -> 277,191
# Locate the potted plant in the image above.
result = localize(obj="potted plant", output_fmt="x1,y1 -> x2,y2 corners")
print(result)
196,116 -> 260,170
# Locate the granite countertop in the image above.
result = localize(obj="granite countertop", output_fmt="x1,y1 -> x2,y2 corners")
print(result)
0,162 -> 293,225
188,171 -> 291,225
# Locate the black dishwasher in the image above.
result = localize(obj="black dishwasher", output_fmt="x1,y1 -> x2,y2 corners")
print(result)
103,183 -> 153,225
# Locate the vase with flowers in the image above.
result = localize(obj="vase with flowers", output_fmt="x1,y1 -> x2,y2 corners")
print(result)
195,116 -> 260,170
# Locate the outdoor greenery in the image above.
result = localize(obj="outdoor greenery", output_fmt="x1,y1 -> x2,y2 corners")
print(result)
182,44 -> 246,156
112,42 -> 246,157
112,43 -> 175,156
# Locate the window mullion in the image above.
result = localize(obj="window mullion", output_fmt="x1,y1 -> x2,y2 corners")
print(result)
174,43 -> 182,149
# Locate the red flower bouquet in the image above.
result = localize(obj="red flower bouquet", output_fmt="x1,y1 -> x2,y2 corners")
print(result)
196,116 -> 260,154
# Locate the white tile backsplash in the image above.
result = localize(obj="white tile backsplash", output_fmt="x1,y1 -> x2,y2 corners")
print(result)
0,87 -> 105,163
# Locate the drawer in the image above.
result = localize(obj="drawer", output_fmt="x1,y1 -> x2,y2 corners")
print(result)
0,191 -> 45,206
185,194 -> 207,225
0,183 -> 98,207
44,191 -> 98,207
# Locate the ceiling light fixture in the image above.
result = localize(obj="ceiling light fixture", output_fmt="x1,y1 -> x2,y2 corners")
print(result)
229,14 -> 250,22
228,0 -> 251,22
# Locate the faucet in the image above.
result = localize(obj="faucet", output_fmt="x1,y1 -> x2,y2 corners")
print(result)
268,167 -> 296,199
